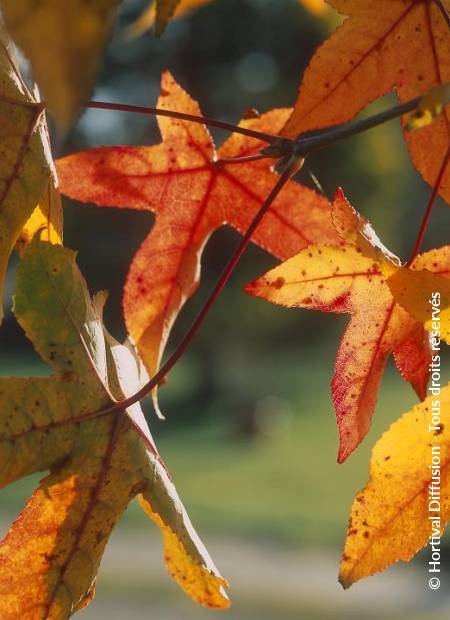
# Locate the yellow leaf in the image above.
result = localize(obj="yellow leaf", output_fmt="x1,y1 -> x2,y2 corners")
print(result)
0,31 -> 52,322
406,83 -> 450,131
16,180 -> 63,251
331,188 -> 399,269
140,475 -> 229,607
300,0 -> 329,15
247,192 -> 450,461
387,258 -> 450,345
340,384 -> 450,587
1,0 -> 122,129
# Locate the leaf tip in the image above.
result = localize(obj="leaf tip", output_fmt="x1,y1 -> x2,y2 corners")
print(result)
338,571 -> 352,590
333,186 -> 346,202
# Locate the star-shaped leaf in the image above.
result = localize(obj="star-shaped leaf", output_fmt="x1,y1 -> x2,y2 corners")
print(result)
282,0 -> 450,203
56,71 -> 341,414
246,191 -> 450,461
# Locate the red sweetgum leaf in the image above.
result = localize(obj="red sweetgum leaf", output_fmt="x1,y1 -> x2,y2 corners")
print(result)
56,71 -> 341,414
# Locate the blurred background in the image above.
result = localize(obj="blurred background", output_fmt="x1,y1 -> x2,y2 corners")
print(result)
1,0 -> 450,618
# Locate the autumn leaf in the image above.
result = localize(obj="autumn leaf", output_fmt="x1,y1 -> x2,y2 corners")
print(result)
0,32 -> 53,322
282,0 -> 450,203
339,383 -> 450,587
1,0 -> 122,129
0,238 -> 229,618
130,0 -> 209,36
387,261 -> 450,344
246,191 -> 450,462
56,71 -> 340,415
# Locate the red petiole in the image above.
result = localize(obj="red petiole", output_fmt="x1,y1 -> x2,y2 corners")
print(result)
83,100 -> 283,144
405,147 -> 449,268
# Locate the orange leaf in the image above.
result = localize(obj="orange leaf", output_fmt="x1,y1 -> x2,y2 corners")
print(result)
56,72 -> 340,413
246,192 -> 449,461
282,0 -> 450,203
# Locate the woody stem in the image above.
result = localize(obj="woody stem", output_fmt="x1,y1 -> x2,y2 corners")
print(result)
291,95 -> 422,155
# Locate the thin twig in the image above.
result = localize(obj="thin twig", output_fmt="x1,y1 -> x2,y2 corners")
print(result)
433,0 -> 450,30
75,90 -> 444,417
405,147 -> 450,267
83,100 -> 283,144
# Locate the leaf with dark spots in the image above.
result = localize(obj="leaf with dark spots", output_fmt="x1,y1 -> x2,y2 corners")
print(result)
0,239 -> 228,618
246,192 -> 450,461
56,71 -> 341,415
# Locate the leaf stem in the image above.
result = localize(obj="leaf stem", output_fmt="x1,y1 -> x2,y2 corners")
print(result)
78,91 -> 440,417
291,95 -> 422,156
433,0 -> 450,30
84,93 -> 429,162
83,100 -> 282,144
88,156 -> 304,418
405,147 -> 450,267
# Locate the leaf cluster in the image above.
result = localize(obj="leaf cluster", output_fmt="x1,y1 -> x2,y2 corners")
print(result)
0,0 -> 448,617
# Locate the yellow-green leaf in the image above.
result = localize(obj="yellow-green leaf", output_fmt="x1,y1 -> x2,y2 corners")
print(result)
0,239 -> 229,618
0,32 -> 51,322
